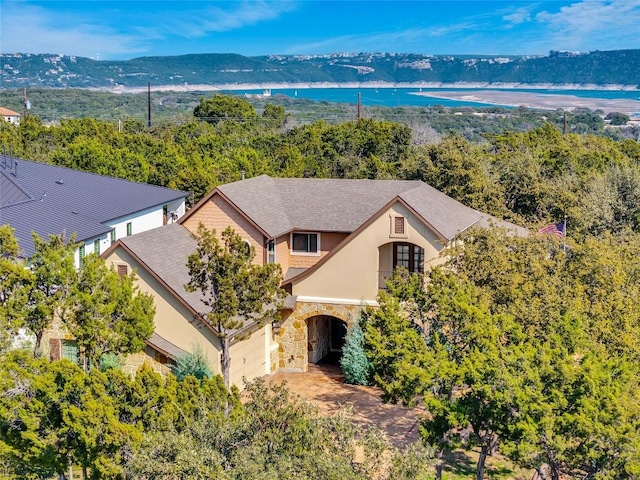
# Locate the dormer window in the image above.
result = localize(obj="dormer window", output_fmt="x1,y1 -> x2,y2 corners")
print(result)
291,232 -> 320,255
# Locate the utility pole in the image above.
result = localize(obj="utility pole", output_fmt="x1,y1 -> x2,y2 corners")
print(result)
147,82 -> 152,128
22,88 -> 29,119
563,112 -> 568,135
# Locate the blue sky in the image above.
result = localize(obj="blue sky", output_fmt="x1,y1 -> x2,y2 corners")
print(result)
1,1 -> 638,60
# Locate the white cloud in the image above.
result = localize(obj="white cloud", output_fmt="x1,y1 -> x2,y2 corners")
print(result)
284,21 -> 479,55
0,3 -> 146,58
0,1 -> 298,58
503,6 -> 534,25
163,1 -> 298,38
535,0 -> 640,50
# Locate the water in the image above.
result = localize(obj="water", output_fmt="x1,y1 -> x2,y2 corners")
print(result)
222,87 -> 640,109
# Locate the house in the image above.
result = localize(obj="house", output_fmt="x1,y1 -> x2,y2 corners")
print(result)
0,155 -> 188,265
102,174 -> 523,382
0,107 -> 21,125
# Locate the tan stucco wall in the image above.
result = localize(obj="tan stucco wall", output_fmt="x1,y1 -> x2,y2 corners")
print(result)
104,247 -> 272,388
105,248 -> 223,371
182,194 -> 266,264
291,203 -> 447,302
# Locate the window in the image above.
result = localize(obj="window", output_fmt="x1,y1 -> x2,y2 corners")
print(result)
93,239 -> 100,255
267,240 -> 276,263
390,215 -> 408,237
126,222 -> 132,236
110,230 -> 116,244
117,264 -> 128,277
393,243 -> 425,273
61,340 -> 79,364
292,232 -> 319,254
78,245 -> 85,267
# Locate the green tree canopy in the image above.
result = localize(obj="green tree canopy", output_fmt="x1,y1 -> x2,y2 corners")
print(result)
185,225 -> 286,390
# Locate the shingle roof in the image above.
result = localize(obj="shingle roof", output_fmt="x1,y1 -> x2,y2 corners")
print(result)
117,223 -> 208,316
216,175 -> 492,240
117,223 -> 290,337
0,156 -> 187,257
147,332 -> 187,360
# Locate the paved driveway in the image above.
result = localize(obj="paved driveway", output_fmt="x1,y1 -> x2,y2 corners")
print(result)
266,363 -> 424,448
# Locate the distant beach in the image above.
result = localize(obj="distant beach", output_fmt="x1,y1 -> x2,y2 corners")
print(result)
411,90 -> 640,114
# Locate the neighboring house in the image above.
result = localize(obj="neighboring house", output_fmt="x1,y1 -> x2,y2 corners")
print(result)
0,107 -> 21,125
0,155 -> 187,266
103,174 -> 524,382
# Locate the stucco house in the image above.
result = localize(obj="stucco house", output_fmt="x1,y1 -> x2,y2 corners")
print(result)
0,155 -> 187,266
102,175 -> 523,383
0,107 -> 21,125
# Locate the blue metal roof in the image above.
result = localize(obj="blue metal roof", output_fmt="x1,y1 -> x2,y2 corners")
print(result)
0,156 -> 188,257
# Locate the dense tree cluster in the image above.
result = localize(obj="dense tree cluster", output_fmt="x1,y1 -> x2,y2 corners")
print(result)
2,97 -> 639,238
362,229 -> 640,479
0,352 -> 433,479
1,95 -> 639,478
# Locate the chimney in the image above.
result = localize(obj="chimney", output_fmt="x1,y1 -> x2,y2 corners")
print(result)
13,161 -> 17,177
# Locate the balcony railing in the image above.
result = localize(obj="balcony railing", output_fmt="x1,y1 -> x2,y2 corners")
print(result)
378,269 -> 425,290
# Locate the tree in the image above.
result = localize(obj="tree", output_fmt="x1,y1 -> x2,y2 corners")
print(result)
0,226 -> 30,352
24,232 -> 77,356
193,94 -> 257,125
363,270 -> 531,480
340,314 -> 371,385
605,112 -> 630,126
262,103 -> 286,128
63,254 -> 155,371
0,351 -> 139,480
185,225 -> 286,391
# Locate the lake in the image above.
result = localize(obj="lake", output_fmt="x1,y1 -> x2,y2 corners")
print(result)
222,87 -> 640,110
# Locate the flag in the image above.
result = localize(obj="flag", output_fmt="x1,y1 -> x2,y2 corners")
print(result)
538,221 -> 565,239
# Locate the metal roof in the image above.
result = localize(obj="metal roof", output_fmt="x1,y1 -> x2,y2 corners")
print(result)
217,175 -> 490,240
0,156 -> 187,257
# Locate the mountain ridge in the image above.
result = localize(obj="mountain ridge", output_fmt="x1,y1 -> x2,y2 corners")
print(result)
1,50 -> 639,89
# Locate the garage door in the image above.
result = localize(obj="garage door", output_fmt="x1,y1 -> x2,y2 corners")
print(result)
229,326 -> 267,388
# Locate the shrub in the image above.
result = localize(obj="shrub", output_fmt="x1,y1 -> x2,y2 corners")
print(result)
340,315 -> 371,385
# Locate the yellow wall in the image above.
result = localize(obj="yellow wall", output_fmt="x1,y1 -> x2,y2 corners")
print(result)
291,203 -> 447,302
106,248 -> 222,369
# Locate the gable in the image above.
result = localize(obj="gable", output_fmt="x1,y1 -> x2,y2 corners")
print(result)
289,200 -> 448,302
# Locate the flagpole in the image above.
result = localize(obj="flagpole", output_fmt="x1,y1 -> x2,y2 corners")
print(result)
563,215 -> 567,253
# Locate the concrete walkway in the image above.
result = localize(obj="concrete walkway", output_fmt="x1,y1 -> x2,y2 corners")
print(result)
266,363 -> 424,448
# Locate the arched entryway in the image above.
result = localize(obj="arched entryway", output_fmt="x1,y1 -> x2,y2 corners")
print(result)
307,315 -> 347,364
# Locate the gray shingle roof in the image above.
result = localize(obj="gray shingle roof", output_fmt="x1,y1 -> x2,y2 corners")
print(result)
118,223 -> 289,337
217,175 -> 493,240
118,223 -> 208,316
0,156 -> 187,257
147,332 -> 187,360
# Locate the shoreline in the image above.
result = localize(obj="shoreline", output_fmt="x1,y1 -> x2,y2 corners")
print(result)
102,81 -> 640,94
410,90 -> 640,114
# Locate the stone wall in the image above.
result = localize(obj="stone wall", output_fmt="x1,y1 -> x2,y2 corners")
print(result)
276,302 -> 361,372
307,315 -> 332,363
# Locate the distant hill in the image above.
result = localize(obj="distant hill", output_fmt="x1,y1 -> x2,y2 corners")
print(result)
1,50 -> 639,89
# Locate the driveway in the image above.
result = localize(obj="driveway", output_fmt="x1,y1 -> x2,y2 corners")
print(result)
266,363 -> 424,448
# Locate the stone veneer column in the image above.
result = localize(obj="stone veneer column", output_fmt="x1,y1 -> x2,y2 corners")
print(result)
275,302 -> 361,372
